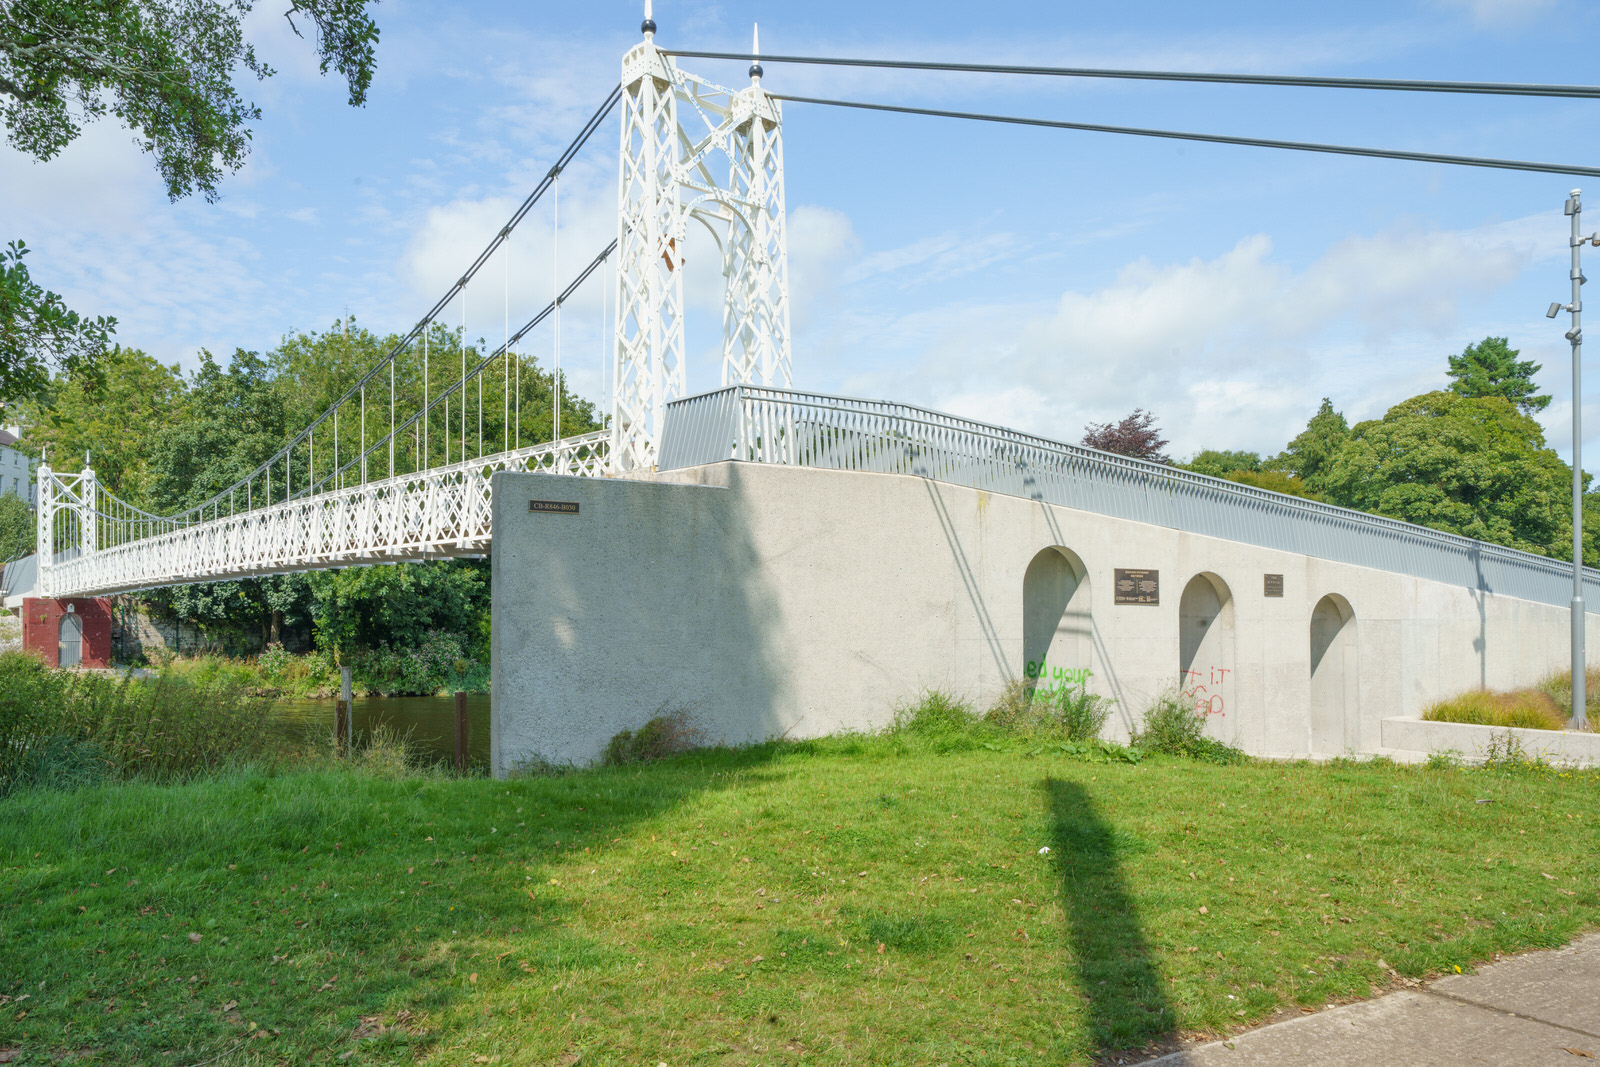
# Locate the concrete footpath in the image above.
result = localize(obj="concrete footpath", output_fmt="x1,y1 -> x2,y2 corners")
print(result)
1143,932 -> 1600,1065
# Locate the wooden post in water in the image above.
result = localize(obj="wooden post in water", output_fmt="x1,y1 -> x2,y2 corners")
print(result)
334,698 -> 348,756
454,691 -> 468,774
339,667 -> 354,755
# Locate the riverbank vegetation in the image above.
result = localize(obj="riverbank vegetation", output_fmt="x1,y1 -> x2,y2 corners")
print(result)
2,692 -> 1597,1064
154,632 -> 490,701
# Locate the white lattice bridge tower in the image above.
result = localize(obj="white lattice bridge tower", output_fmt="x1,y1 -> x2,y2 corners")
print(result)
612,13 -> 792,472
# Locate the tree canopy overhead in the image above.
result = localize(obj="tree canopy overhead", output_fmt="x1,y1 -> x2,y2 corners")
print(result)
0,0 -> 379,202
0,0 -> 381,408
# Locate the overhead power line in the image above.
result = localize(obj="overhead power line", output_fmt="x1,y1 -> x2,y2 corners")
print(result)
667,50 -> 1600,100
770,93 -> 1600,178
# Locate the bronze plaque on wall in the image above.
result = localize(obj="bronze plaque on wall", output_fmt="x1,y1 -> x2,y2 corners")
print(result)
1114,568 -> 1159,605
1263,573 -> 1284,597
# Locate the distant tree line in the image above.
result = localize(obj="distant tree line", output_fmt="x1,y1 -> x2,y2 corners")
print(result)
1083,337 -> 1600,566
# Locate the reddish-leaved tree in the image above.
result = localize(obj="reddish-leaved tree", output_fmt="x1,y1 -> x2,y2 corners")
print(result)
1081,408 -> 1171,464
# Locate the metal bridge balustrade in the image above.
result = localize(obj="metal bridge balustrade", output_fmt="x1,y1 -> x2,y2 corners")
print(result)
659,384 -> 1600,613
40,432 -> 608,598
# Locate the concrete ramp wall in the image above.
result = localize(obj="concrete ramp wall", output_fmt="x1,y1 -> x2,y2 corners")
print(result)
490,461 -> 1600,772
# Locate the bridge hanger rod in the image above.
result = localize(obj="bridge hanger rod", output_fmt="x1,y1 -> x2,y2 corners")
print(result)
771,93 -> 1600,178
151,83 -> 623,525
308,239 -> 620,496
667,50 -> 1600,99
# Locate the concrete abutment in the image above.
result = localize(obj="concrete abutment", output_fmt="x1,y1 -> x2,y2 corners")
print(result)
489,460 -> 1600,773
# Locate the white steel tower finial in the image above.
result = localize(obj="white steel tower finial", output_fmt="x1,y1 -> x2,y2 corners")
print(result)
642,0 -> 656,41
750,23 -> 763,85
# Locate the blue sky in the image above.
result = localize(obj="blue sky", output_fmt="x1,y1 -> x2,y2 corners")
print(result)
5,0 -> 1600,463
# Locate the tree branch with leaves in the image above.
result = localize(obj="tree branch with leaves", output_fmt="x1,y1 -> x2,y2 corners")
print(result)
0,0 -> 380,407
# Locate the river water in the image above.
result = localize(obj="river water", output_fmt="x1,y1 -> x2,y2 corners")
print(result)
268,694 -> 492,771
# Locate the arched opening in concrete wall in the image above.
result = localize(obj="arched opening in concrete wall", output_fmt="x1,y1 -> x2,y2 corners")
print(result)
59,610 -> 82,669
1178,573 -> 1234,732
1309,593 -> 1358,754
1022,547 -> 1093,694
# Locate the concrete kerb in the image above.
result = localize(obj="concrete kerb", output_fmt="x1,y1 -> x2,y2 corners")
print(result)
1382,717 -> 1600,768
1137,931 -> 1600,1065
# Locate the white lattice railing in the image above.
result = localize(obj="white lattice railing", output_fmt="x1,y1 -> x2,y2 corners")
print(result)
41,432 -> 607,598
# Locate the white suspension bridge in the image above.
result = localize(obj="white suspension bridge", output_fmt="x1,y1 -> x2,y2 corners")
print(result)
22,7 -> 1600,631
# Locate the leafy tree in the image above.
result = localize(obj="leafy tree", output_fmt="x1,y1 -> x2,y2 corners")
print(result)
1268,398 -> 1350,491
0,0 -> 379,201
1082,408 -> 1170,464
0,0 -> 379,404
0,492 -> 31,564
145,347 -> 287,512
13,345 -> 186,501
1223,469 -> 1318,499
0,241 -> 115,406
1447,336 -> 1549,414
1320,391 -> 1573,556
307,561 -> 489,661
140,347 -> 308,643
1182,449 -> 1261,479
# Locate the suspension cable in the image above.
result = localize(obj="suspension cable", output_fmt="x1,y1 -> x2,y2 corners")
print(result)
771,93 -> 1600,178
312,239 -> 620,493
666,49 -> 1600,99
553,171 -> 562,444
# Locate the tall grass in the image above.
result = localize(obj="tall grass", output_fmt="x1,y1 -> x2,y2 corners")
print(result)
1535,666 -> 1600,725
1424,688 -> 1570,731
0,650 -> 284,793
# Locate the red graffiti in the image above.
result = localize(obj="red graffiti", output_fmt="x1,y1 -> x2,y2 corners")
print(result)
1181,666 -> 1230,716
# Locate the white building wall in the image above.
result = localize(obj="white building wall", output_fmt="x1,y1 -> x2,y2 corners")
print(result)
0,443 -> 33,504
490,461 -> 1600,773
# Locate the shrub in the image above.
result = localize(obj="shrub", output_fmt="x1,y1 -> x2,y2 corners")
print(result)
602,707 -> 705,766
1132,690 -> 1247,764
1423,689 -> 1567,731
892,690 -> 979,737
259,642 -> 292,682
355,630 -> 474,697
983,681 -> 1113,741
1041,684 -> 1114,741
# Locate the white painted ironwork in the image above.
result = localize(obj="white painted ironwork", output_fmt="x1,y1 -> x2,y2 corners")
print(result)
613,23 -> 792,473
39,433 -> 607,598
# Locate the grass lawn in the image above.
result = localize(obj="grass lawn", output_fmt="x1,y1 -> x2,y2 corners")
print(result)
1,739 -> 1597,1065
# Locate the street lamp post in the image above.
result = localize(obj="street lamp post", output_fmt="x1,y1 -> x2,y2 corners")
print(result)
1550,189 -> 1596,730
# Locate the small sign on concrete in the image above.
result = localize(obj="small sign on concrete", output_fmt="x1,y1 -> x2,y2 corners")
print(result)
529,499 -> 580,514
1264,573 -> 1284,597
1114,568 -> 1159,605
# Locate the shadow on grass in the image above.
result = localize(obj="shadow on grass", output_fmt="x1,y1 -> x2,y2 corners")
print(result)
0,741 -> 792,1063
1045,777 -> 1175,1058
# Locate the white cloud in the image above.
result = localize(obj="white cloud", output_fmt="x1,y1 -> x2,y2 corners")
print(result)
1432,0 -> 1562,28
805,210 -> 1568,460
